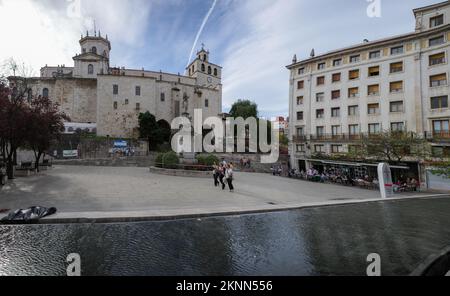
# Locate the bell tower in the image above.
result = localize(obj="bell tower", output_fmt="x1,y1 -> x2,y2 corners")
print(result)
186,45 -> 222,88
73,30 -> 111,78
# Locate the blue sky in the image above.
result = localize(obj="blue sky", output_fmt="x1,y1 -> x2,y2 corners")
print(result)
0,0 -> 442,118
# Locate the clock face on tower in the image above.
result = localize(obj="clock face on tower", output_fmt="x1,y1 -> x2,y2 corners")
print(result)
207,77 -> 212,83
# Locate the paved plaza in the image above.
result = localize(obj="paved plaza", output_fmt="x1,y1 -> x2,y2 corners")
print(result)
0,166 -> 440,220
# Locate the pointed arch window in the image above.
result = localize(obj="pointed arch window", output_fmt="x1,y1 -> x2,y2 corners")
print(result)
88,64 -> 94,75
208,66 -> 212,75
201,64 -> 205,72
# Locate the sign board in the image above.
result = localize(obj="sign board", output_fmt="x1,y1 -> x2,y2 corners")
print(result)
63,150 -> 78,158
114,140 -> 128,148
378,163 -> 394,199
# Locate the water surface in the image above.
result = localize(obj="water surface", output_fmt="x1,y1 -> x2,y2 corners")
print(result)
1,198 -> 450,276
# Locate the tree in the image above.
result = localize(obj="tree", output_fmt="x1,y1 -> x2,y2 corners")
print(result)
138,112 -> 171,151
430,161 -> 450,179
358,131 -> 430,162
229,99 -> 258,119
26,96 -> 67,172
0,81 -> 30,179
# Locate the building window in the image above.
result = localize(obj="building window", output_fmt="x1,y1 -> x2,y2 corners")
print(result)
88,64 -> 94,75
297,80 -> 304,89
390,81 -> 403,93
297,96 -> 304,105
316,92 -> 325,102
214,68 -> 218,76
333,59 -> 342,67
113,101 -> 118,110
368,66 -> 380,77
433,120 -> 449,136
316,127 -> 325,137
297,127 -> 304,136
316,76 -> 325,85
136,103 -> 141,111
332,73 -> 341,82
430,15 -> 444,28
135,86 -> 141,96
390,62 -> 403,73
208,66 -> 212,75
331,107 -> 340,118
391,122 -> 404,132
429,52 -> 446,66
296,144 -> 305,153
369,123 -> 381,134
431,96 -> 448,109
91,47 -> 97,54
201,64 -> 205,72
390,46 -> 404,55
390,101 -> 404,113
348,145 -> 361,154
350,55 -> 360,63
349,124 -> 359,135
160,93 -> 165,102
315,144 -> 325,153
124,99 -> 129,105
331,125 -> 341,136
42,88 -> 49,98
368,103 -> 380,115
297,112 -> 304,121
316,109 -> 325,119
429,35 -> 445,47
317,63 -> 325,70
368,84 -> 380,96
331,90 -> 340,100
204,99 -> 209,108
349,69 -> 359,80
348,105 -> 359,116
331,145 -> 343,154
369,50 -> 381,59
298,67 -> 305,75
430,73 -> 447,87
113,84 -> 119,95
348,87 -> 359,98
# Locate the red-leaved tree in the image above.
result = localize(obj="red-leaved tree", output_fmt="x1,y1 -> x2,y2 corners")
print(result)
26,95 -> 67,172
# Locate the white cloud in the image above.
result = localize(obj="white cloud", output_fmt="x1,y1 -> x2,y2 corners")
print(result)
220,0 -> 308,117
0,0 -> 151,76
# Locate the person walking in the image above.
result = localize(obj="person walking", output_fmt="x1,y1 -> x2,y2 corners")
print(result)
225,163 -> 234,192
218,164 -> 226,190
212,163 -> 219,187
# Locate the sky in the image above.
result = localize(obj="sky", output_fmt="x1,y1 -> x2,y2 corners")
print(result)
0,0 -> 442,118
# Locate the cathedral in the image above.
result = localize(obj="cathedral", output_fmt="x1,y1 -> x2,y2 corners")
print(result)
18,31 -> 223,138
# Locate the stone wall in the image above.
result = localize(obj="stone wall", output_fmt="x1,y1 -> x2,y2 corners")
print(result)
29,78 -> 97,123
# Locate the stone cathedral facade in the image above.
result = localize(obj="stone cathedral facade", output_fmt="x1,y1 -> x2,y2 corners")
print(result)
17,31 -> 223,138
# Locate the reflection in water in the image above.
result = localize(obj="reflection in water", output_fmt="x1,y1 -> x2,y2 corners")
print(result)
0,198 -> 450,276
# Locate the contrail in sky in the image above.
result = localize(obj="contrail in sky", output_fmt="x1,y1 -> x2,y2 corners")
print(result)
186,0 -> 218,69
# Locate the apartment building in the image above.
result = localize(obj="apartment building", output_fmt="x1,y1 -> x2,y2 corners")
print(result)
287,1 -> 450,177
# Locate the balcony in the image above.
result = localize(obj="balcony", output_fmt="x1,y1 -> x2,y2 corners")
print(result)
292,135 -> 307,143
310,134 -> 363,142
426,131 -> 450,143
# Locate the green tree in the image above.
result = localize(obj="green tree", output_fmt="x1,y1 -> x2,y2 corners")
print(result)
138,112 -> 166,151
229,99 -> 258,119
430,161 -> 450,179
358,131 -> 430,162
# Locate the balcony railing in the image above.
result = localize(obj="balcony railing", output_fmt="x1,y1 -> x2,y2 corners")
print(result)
426,131 -> 450,143
430,58 -> 446,66
292,135 -> 307,143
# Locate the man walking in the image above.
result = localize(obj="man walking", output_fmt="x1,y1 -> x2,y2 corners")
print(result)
225,163 -> 234,192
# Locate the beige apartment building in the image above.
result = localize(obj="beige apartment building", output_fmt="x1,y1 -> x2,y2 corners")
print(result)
287,1 -> 450,186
